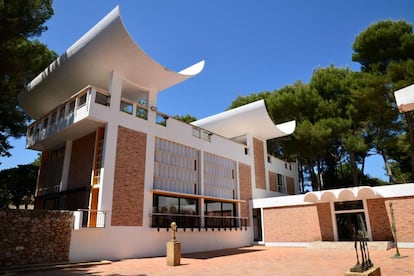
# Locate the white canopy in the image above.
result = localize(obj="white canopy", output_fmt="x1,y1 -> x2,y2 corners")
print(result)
18,6 -> 204,119
394,83 -> 414,112
192,100 -> 296,140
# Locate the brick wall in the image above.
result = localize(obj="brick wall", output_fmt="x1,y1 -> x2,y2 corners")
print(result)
253,138 -> 266,190
263,204 -> 321,242
111,126 -> 147,226
385,196 -> 414,242
239,162 -> 252,226
316,203 -> 334,241
0,209 -> 72,268
286,176 -> 295,195
67,132 -> 96,190
268,171 -> 277,192
366,198 -> 393,241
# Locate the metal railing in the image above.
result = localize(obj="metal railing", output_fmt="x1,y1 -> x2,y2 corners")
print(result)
73,209 -> 106,229
151,213 -> 248,231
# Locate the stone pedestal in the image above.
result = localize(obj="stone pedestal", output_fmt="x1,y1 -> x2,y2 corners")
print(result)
166,241 -> 181,266
345,266 -> 381,276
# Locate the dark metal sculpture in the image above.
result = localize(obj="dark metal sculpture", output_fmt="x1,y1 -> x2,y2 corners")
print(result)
350,228 -> 373,272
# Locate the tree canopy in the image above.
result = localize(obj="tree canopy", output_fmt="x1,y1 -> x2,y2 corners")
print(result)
229,19 -> 414,190
0,0 -> 57,159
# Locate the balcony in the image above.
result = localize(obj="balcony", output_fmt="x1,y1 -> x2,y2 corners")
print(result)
26,86 -> 110,150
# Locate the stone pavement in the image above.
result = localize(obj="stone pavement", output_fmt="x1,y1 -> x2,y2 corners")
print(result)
7,246 -> 414,276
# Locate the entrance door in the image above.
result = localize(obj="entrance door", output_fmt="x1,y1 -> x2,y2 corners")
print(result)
336,212 -> 367,241
253,208 -> 263,242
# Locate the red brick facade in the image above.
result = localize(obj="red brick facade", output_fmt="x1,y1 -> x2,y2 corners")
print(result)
269,171 -> 277,192
316,203 -> 334,241
366,198 -> 393,241
385,197 -> 414,242
263,205 -> 321,242
239,162 -> 252,226
67,132 -> 96,190
286,176 -> 295,195
253,137 -> 266,190
111,126 -> 147,226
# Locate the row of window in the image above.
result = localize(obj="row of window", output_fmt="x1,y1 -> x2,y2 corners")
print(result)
151,194 -> 243,229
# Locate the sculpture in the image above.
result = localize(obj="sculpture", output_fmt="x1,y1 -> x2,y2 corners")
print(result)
350,228 -> 373,272
170,221 -> 177,241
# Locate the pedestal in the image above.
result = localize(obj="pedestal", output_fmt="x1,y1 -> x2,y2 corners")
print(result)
166,241 -> 181,266
345,266 -> 381,276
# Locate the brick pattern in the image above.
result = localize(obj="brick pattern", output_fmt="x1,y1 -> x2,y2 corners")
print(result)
253,137 -> 266,190
286,176 -> 295,195
239,162 -> 252,226
112,126 -> 147,226
366,198 -> 393,241
385,196 -> 414,242
316,203 -> 334,241
268,171 -> 277,192
0,209 -> 72,268
67,132 -> 96,190
263,205 -> 321,242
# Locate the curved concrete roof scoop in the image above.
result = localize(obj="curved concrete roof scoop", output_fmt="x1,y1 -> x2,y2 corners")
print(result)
394,83 -> 414,112
18,6 -> 205,119
192,100 -> 296,141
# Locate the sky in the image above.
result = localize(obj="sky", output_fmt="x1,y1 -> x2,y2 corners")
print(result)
1,0 -> 414,181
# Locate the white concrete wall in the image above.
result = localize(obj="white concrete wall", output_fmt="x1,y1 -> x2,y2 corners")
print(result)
69,227 -> 252,262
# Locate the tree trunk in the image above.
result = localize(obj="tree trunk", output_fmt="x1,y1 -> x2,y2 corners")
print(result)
307,158 -> 319,191
349,151 -> 359,187
381,151 -> 393,184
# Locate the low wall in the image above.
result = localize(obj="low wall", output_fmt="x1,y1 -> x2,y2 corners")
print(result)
0,209 -> 73,268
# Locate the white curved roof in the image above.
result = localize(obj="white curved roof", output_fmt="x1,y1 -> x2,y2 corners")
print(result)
18,6 -> 204,119
192,100 -> 296,140
394,83 -> 414,112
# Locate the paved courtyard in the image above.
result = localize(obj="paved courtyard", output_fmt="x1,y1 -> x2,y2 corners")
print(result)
9,246 -> 414,276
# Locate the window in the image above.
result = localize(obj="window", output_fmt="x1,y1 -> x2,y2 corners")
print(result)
204,200 -> 237,228
152,195 -> 199,228
277,173 -> 285,193
120,100 -> 133,114
77,93 -> 87,108
136,105 -> 148,120
95,92 -> 110,106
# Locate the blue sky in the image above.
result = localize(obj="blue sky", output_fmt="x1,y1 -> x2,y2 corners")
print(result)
1,0 -> 414,181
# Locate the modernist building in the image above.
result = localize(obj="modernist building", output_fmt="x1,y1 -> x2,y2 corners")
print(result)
18,6 -> 414,263
18,7 -> 299,261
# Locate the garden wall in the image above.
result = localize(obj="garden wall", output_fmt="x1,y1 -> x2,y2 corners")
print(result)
0,209 -> 73,268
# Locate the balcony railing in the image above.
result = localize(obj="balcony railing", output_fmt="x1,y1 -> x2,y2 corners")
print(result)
26,86 -> 110,148
73,209 -> 106,229
151,213 -> 248,231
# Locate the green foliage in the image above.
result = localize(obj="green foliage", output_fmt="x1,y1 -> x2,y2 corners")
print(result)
0,0 -> 57,158
228,19 -> 414,189
0,164 -> 39,209
173,114 -> 197,123
352,20 -> 414,74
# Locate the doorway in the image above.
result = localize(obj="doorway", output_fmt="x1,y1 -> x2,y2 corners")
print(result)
336,212 -> 367,241
334,200 -> 369,241
253,208 -> 263,242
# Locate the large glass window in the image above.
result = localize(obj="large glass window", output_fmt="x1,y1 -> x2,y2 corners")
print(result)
152,195 -> 199,228
204,200 -> 237,228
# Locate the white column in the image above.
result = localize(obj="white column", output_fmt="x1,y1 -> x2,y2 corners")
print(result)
60,140 -> 72,192
147,89 -> 158,123
97,71 -> 123,226
108,71 -> 123,112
